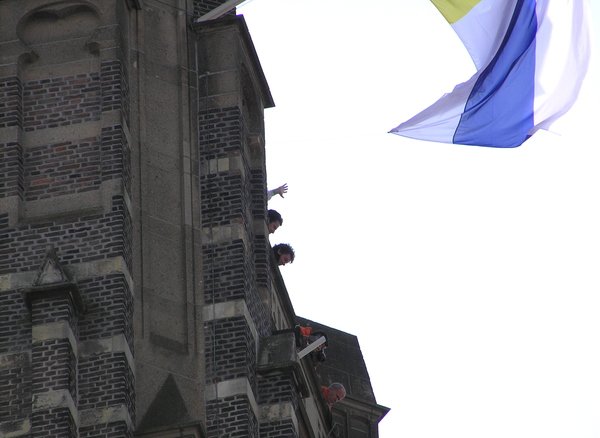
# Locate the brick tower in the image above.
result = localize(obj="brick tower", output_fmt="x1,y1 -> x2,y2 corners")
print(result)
0,1 -> 388,438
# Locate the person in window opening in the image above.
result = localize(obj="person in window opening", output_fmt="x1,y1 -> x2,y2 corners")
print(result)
321,383 -> 346,408
267,183 -> 288,201
273,243 -> 295,266
268,209 -> 283,234
294,325 -> 328,369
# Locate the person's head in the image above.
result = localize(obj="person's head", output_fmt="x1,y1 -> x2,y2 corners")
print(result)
326,383 -> 346,406
273,243 -> 295,266
267,209 -> 283,234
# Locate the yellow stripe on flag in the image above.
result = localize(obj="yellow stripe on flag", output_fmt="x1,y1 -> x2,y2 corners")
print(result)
430,0 -> 482,24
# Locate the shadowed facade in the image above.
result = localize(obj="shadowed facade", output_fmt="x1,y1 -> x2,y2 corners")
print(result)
0,1 -> 388,437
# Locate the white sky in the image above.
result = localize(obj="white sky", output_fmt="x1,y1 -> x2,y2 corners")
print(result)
239,2 -> 600,437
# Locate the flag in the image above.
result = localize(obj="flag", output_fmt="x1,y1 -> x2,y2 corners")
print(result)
389,0 -> 592,148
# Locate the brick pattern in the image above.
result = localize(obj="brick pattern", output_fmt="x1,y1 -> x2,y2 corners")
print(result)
78,273 -> 134,349
249,234 -> 272,338
0,353 -> 32,422
122,134 -> 132,200
122,201 -> 133,273
0,289 -> 31,355
32,338 -> 76,396
257,375 -> 296,407
1,8 -> 133,438
199,107 -> 271,337
257,375 -> 300,438
200,243 -> 267,346
80,422 -> 133,438
201,90 -> 282,438
21,126 -> 127,202
31,407 -> 77,438
200,171 -> 245,227
199,107 -> 243,160
31,294 -> 76,332
24,137 -> 101,201
77,274 -> 134,421
198,107 -> 251,230
23,74 -> 101,132
206,396 -> 259,438
202,240 -> 250,304
29,290 -> 78,438
78,352 -> 135,418
253,235 -> 271,290
260,420 -> 299,438
0,76 -> 22,129
204,317 -> 257,391
101,125 -> 127,182
250,166 -> 273,312
101,60 -> 130,127
0,141 -> 24,199
0,196 -> 130,275
0,3 -> 332,438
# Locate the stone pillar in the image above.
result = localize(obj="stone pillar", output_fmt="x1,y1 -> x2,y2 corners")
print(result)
195,16 -> 274,438
23,248 -> 84,438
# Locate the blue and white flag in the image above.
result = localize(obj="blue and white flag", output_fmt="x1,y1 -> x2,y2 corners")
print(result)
390,0 -> 592,148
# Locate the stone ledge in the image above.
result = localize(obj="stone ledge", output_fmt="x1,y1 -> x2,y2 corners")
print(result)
80,404 -> 133,430
78,334 -> 135,377
32,389 -> 77,422
135,423 -> 206,438
0,419 -> 31,438
23,281 -> 85,315
202,299 -> 258,348
1,255 -> 133,296
0,179 -> 128,228
201,222 -> 246,243
65,256 -> 134,297
259,402 -> 298,430
32,321 -> 77,351
0,351 -> 30,372
205,377 -> 259,419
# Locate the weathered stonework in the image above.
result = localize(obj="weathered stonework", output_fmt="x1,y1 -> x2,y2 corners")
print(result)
1,1 -> 387,438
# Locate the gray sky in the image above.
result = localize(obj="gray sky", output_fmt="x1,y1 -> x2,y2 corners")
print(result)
240,1 -> 600,437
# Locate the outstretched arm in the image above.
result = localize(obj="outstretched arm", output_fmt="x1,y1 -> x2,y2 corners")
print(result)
267,183 -> 288,200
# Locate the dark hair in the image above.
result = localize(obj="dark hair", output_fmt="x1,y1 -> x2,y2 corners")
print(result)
273,243 -> 295,263
268,209 -> 283,225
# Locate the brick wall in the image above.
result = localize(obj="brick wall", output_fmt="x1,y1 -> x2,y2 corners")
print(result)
101,60 -> 129,127
259,421 -> 299,438
79,423 -> 133,438
257,375 -> 297,407
31,408 -> 77,438
206,396 -> 259,438
78,274 -> 133,347
0,142 -> 24,200
204,317 -> 257,390
31,338 -> 76,395
0,3 -> 357,438
22,73 -> 101,132
257,374 -> 300,438
199,72 -> 272,436
78,352 -> 135,414
24,137 -> 101,201
0,76 -> 23,129
0,352 -> 31,423
0,196 -> 130,274
0,289 -> 30,354
0,13 -> 133,435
